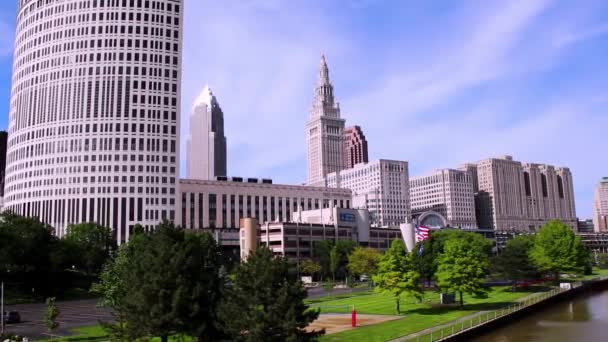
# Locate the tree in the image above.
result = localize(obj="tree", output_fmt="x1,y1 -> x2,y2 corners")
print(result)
493,235 -> 539,287
435,238 -> 490,308
218,247 -> 323,341
300,259 -> 322,281
44,297 -> 60,338
347,247 -> 381,280
92,240 -> 144,341
530,220 -> 589,280
412,229 -> 492,286
120,221 -> 187,342
65,222 -> 116,275
312,240 -> 356,281
174,232 -> 225,342
329,246 -> 339,282
373,239 -> 422,314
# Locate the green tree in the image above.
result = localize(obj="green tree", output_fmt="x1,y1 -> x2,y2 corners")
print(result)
347,247 -> 381,280
174,232 -> 225,342
493,235 -> 539,287
412,229 -> 492,286
44,297 -> 60,338
65,222 -> 116,275
530,220 -> 589,280
329,246 -> 339,282
373,239 -> 422,314
312,240 -> 356,281
436,238 -> 490,308
300,259 -> 322,281
218,247 -> 323,341
92,239 -> 144,341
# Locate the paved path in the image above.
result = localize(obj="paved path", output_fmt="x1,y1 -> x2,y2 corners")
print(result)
390,291 -> 546,342
4,298 -> 111,340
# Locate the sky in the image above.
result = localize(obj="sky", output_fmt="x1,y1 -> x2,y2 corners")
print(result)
0,1 -> 607,218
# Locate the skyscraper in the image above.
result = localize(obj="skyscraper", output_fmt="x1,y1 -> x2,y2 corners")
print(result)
464,155 -> 576,231
593,177 -> 608,232
186,85 -> 227,180
0,131 -> 7,197
343,126 -> 368,169
306,55 -> 345,185
4,0 -> 183,242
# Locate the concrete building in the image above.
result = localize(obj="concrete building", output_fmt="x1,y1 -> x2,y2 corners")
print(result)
577,219 -> 595,233
186,85 -> 226,180
0,131 -> 7,197
593,177 -> 608,232
463,156 -> 576,231
410,169 -> 477,228
4,0 -> 183,242
306,55 -> 345,185
260,207 -> 402,260
325,159 -> 410,228
343,126 -> 368,169
178,177 -> 352,230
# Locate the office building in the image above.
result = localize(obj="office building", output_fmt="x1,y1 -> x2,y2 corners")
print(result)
186,85 -> 226,180
325,159 -> 410,228
257,207 -> 403,260
593,177 -> 608,232
465,156 -> 576,231
178,177 -> 352,230
577,219 -> 595,233
410,169 -> 477,228
4,0 -> 183,242
343,125 -> 368,169
306,55 -> 345,185
0,131 -> 7,197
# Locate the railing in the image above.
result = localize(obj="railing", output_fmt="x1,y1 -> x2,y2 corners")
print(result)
409,283 -> 583,342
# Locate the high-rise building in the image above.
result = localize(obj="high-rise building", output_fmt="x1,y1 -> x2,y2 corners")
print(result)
325,159 -> 410,228
0,131 -> 7,197
4,0 -> 183,242
343,125 -> 368,169
464,156 -> 576,231
306,55 -> 345,185
410,169 -> 477,228
186,85 -> 227,180
593,177 -> 608,232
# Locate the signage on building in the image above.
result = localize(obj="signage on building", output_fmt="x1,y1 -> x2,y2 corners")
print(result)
339,213 -> 356,223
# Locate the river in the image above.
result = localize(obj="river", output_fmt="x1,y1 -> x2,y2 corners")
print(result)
473,289 -> 608,342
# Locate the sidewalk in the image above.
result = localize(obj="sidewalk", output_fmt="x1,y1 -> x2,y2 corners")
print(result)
389,290 -> 548,342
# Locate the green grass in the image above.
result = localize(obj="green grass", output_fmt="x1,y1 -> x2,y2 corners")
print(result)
317,287 -> 542,341
305,290 -> 375,305
39,326 -> 195,341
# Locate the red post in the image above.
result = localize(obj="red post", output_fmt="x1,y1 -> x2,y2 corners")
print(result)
351,309 -> 357,327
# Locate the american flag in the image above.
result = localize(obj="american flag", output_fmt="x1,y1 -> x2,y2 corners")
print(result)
415,224 -> 430,242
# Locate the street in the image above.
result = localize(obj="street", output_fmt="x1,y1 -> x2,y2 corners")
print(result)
4,299 -> 111,340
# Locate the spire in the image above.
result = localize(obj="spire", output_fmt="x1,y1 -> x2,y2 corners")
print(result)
194,84 -> 215,108
319,53 -> 330,85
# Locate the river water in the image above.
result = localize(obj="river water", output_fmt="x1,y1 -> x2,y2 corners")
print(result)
473,289 -> 608,342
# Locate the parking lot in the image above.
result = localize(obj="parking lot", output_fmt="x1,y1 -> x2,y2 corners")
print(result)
4,299 -> 112,340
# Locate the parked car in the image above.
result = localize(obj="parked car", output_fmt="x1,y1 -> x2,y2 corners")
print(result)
3,311 -> 21,324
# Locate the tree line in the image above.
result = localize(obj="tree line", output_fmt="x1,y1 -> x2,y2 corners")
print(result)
300,220 -> 592,311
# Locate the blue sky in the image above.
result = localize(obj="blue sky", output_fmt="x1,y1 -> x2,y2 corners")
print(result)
1,1 -> 607,218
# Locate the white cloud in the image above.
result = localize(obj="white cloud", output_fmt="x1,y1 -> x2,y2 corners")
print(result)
553,23 -> 608,47
180,0 -> 607,218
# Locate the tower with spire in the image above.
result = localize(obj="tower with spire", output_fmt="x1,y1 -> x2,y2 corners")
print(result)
306,55 -> 346,185
187,85 -> 227,180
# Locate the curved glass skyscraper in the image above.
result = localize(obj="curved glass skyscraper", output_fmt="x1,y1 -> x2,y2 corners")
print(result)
5,0 -> 183,242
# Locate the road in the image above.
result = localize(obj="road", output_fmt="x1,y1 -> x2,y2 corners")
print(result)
3,299 -> 111,340
2,287 -> 365,340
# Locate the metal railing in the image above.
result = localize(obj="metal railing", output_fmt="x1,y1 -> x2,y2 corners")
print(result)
409,283 -> 583,342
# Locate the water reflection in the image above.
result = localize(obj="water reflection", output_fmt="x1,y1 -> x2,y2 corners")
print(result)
473,289 -> 608,342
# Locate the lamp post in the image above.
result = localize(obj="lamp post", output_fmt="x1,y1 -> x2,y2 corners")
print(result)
1,280 -> 4,334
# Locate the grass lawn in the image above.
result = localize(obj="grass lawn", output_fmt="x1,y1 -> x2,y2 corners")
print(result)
315,286 -> 543,341
39,326 -> 195,342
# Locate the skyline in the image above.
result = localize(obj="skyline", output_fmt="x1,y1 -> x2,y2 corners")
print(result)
1,1 -> 607,218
